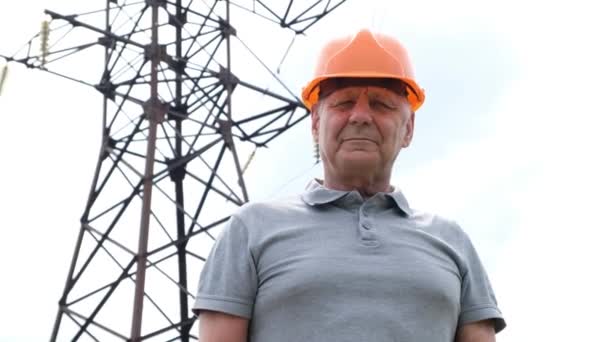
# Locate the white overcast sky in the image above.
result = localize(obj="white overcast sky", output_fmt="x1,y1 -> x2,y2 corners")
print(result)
1,0 -> 607,341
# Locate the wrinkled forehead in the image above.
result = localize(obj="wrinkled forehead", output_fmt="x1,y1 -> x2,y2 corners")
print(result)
319,77 -> 408,100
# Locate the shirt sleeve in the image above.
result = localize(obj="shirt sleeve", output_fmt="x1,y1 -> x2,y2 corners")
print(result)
192,215 -> 258,319
457,229 -> 507,333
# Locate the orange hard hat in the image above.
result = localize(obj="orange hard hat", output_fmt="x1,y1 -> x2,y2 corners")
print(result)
301,29 -> 425,111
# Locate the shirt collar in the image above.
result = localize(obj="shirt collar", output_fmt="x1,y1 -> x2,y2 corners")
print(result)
385,189 -> 414,217
301,179 -> 413,216
301,179 -> 351,206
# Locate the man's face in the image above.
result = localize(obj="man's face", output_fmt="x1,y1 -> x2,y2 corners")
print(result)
311,84 -> 415,178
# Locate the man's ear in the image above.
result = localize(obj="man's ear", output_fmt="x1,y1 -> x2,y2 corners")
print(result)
402,111 -> 416,148
311,103 -> 320,142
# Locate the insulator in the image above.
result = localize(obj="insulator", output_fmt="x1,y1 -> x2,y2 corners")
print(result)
0,64 -> 8,96
40,20 -> 50,66
242,147 -> 257,174
313,142 -> 320,165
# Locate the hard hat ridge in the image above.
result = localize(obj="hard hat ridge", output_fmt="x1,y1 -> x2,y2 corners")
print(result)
325,29 -> 405,77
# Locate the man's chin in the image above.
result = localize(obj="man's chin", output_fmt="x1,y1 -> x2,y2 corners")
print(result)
338,155 -> 381,172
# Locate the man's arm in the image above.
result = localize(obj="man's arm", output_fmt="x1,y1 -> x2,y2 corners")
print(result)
198,310 -> 249,342
455,319 -> 496,342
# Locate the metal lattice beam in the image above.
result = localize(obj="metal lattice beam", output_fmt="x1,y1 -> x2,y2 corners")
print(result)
1,0 -> 349,341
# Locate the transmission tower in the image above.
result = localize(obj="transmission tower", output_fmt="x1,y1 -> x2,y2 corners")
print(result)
1,0 -> 348,340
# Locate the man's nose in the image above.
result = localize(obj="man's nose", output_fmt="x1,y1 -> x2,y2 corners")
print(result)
347,95 -> 373,125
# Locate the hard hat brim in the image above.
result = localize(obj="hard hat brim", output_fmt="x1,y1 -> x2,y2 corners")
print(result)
302,74 -> 425,111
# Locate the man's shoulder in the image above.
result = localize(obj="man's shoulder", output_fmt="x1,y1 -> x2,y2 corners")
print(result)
407,209 -> 470,244
232,194 -> 309,223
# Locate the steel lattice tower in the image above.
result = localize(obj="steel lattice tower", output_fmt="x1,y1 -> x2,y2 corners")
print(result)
1,0 -> 348,340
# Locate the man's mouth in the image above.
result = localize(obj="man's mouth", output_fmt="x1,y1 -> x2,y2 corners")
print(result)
342,137 -> 376,143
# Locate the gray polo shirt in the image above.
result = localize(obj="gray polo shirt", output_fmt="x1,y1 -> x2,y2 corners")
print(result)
194,180 -> 505,341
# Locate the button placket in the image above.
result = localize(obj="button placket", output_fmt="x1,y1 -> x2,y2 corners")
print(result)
361,210 -> 370,229
358,204 -> 377,243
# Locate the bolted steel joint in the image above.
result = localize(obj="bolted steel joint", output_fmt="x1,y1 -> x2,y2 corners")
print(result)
218,66 -> 239,93
166,158 -> 187,182
142,97 -> 167,124
145,0 -> 167,8
143,44 -> 167,63
218,18 -> 237,38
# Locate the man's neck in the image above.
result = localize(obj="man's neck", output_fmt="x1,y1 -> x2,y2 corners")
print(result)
322,174 -> 392,198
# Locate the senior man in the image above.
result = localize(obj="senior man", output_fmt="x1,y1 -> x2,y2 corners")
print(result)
193,29 -> 506,342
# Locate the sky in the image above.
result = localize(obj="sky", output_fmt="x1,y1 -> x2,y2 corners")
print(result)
1,0 -> 608,341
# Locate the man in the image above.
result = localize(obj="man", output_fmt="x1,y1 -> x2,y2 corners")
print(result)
194,29 -> 505,342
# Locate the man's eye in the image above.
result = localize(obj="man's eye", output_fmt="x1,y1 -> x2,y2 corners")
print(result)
333,100 -> 355,107
371,100 -> 395,110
